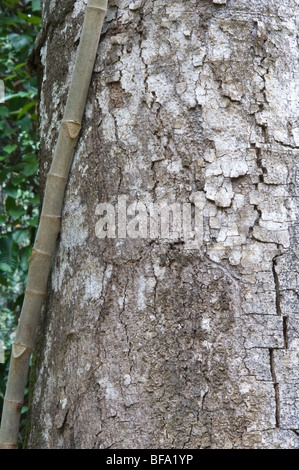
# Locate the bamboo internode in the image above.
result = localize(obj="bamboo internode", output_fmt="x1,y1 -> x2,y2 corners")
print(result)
0,0 -> 108,449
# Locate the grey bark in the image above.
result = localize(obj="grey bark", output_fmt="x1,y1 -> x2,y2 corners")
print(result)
26,0 -> 299,449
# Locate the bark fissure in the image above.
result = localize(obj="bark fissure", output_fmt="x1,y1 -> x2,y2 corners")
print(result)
282,316 -> 289,350
269,348 -> 280,429
272,257 -> 282,316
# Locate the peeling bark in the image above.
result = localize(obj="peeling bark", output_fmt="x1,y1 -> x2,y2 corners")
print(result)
26,0 -> 299,449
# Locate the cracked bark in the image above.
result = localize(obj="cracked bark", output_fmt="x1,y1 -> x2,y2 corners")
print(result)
269,348 -> 280,429
25,0 -> 299,449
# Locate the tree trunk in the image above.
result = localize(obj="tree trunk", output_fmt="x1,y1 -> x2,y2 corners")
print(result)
26,0 -> 299,449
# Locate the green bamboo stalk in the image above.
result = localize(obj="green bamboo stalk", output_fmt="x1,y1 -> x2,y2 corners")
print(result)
0,0 -> 108,449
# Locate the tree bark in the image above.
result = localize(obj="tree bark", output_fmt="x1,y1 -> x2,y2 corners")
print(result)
26,0 -> 299,449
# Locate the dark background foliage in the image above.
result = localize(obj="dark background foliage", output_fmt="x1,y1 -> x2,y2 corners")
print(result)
0,0 -> 41,446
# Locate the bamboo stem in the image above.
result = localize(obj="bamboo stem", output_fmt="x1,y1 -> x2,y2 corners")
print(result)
0,0 -> 108,449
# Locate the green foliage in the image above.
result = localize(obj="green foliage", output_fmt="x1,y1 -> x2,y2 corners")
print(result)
0,0 -> 41,446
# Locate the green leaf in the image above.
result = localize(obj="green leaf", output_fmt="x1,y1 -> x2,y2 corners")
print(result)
10,175 -> 22,186
27,215 -> 38,227
31,0 -> 41,12
27,194 -> 40,205
13,62 -> 26,71
17,101 -> 36,120
17,13 -> 41,25
22,152 -> 38,176
3,126 -> 14,137
0,263 -> 12,273
3,185 -> 19,198
4,91 -> 31,101
0,106 -> 9,117
8,34 -> 32,51
3,144 -> 17,154
18,115 -> 32,131
22,152 -> 36,163
19,246 -> 32,271
23,161 -> 38,177
0,275 -> 8,287
2,0 -> 20,7
12,229 -> 30,245
3,74 -> 17,82
0,236 -> 18,274
0,168 -> 11,184
5,197 -> 26,220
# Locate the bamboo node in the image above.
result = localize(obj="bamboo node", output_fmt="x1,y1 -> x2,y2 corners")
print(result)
47,173 -> 68,182
29,248 -> 51,260
28,248 -> 37,264
12,343 -> 29,359
25,289 -> 47,297
87,0 -> 108,11
42,214 -> 62,220
64,120 -> 81,139
87,6 -> 107,11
